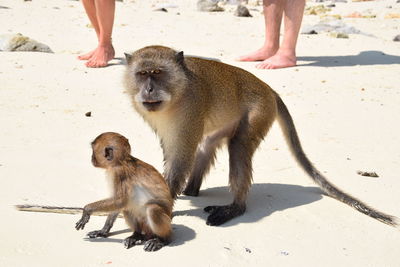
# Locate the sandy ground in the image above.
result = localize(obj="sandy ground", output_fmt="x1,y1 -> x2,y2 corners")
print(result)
1,0 -> 400,266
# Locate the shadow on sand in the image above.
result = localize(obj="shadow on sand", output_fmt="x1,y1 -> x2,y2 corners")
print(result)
297,50 -> 400,67
174,183 -> 323,227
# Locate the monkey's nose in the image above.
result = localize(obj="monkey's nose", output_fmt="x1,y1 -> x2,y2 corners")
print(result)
146,87 -> 154,95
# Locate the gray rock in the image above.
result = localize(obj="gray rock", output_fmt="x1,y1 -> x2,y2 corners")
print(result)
393,34 -> 400,41
301,20 -> 371,36
197,0 -> 224,12
0,33 -> 53,53
234,5 -> 252,17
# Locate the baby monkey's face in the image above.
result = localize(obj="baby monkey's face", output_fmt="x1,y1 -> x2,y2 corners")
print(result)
90,132 -> 131,168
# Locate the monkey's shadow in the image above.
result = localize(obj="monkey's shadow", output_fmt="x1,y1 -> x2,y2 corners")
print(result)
84,223 -> 195,248
175,183 -> 323,227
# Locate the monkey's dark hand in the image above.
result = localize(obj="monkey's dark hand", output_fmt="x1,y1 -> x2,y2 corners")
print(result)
87,230 -> 108,239
75,212 -> 90,230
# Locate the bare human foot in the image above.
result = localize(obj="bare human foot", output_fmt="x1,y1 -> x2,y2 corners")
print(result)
235,45 -> 278,62
77,49 -> 96,61
255,49 -> 296,69
85,44 -> 115,68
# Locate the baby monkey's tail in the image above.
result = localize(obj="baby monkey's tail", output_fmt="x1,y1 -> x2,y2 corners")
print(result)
15,204 -> 122,217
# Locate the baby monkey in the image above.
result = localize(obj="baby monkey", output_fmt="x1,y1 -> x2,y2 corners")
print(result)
75,132 -> 173,252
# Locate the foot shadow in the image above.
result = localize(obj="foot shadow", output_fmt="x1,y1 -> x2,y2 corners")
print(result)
174,183 -> 323,227
107,57 -> 127,67
297,50 -> 400,67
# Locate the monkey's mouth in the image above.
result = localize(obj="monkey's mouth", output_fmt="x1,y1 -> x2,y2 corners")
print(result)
142,101 -> 163,111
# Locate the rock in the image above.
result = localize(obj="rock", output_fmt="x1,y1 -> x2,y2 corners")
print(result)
234,5 -> 252,17
0,33 -> 53,53
304,5 -> 331,15
393,34 -> 400,41
153,7 -> 168,12
226,0 -> 241,4
357,171 -> 379,178
329,32 -> 349,38
301,20 -> 365,35
197,0 -> 224,12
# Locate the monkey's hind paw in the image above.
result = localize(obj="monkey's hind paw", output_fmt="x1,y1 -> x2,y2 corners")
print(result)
143,238 -> 164,252
87,230 -> 109,239
124,232 -> 145,249
205,203 -> 246,226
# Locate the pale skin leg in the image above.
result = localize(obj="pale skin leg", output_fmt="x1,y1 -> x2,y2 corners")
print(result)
78,0 -> 116,68
236,0 -> 305,69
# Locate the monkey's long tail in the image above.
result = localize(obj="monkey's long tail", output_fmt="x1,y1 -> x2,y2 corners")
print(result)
15,204 -> 122,217
275,95 -> 399,227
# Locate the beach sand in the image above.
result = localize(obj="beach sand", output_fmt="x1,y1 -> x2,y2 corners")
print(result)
1,0 -> 400,266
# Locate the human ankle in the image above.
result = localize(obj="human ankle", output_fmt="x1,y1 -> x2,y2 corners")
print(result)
276,47 -> 296,58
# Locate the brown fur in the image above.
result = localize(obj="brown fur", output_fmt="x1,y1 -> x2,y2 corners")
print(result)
75,132 -> 173,251
124,46 -> 398,227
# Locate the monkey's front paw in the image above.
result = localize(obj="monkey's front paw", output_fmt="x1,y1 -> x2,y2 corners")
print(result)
75,213 -> 90,230
143,238 -> 164,252
87,230 -> 108,239
205,204 -> 246,226
124,232 -> 144,249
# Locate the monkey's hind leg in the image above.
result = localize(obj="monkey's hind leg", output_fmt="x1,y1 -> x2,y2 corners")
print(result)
124,232 -> 146,249
87,212 -> 119,238
183,131 -> 226,196
122,210 -> 145,249
205,111 -> 272,226
142,203 -> 172,251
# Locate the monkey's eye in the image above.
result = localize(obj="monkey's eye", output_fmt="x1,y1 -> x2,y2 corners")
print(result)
152,69 -> 161,74
138,70 -> 147,75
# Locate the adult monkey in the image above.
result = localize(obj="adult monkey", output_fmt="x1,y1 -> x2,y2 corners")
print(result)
123,45 -> 398,227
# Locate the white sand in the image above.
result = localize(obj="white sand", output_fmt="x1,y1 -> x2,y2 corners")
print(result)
1,0 -> 400,266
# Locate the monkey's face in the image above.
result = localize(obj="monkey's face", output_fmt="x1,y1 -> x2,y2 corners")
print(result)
124,46 -> 188,113
132,68 -> 172,112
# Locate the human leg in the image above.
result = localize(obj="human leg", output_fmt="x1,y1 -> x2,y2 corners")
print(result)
236,0 -> 284,62
85,0 -> 115,68
256,0 -> 305,69
78,0 -> 101,60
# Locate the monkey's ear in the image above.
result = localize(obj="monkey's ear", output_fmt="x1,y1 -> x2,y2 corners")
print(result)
104,146 -> 114,161
176,51 -> 184,65
124,53 -> 133,65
